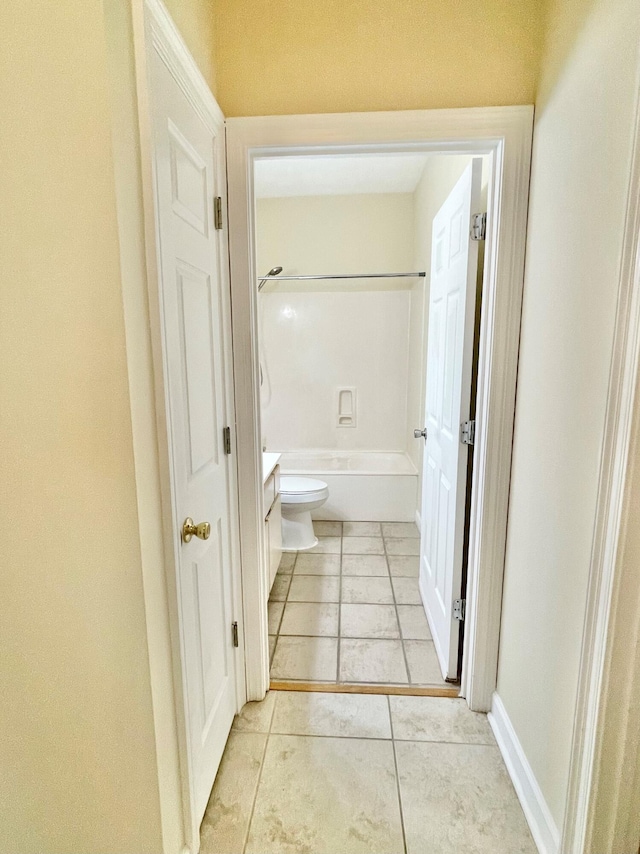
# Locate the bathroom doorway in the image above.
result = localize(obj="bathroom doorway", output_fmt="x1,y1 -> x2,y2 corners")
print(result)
226,108 -> 533,711
255,151 -> 489,692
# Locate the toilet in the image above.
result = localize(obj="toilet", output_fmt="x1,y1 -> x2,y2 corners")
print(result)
279,475 -> 330,551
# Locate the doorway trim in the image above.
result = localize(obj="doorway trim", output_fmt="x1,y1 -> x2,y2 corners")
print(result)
561,83 -> 640,854
226,106 -> 534,711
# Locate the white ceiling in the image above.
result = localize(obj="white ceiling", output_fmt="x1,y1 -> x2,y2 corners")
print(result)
254,153 -> 432,199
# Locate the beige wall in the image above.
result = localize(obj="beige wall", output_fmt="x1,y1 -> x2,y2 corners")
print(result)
164,0 -> 217,93
496,0 -> 640,829
0,2 -> 163,851
213,0 -> 543,117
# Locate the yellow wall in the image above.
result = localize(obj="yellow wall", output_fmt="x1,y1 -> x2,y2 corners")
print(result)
214,0 -> 543,117
0,2 -> 165,851
496,0 -> 640,828
164,0 -> 217,93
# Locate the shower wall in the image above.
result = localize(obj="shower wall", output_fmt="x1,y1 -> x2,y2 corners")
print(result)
256,193 -> 414,451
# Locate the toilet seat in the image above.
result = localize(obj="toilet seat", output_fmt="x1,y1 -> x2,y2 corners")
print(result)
279,475 -> 329,505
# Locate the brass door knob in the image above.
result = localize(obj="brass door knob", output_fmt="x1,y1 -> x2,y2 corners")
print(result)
182,517 -> 211,543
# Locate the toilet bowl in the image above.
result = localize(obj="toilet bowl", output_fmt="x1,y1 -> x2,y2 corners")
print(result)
279,475 -> 330,551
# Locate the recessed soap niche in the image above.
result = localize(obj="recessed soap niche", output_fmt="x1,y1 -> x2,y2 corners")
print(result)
336,386 -> 357,428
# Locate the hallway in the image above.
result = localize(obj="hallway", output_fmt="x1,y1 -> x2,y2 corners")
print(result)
201,690 -> 536,853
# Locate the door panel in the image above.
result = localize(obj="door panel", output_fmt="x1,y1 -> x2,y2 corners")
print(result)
419,159 -> 482,681
149,48 -> 237,826
179,266 -> 219,474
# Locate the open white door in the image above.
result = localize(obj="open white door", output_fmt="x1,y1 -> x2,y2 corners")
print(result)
148,43 -> 238,828
417,159 -> 482,681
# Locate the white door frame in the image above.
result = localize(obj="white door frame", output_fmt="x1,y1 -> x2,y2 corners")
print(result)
226,106 -> 534,710
561,88 -> 640,854
131,1 -> 245,849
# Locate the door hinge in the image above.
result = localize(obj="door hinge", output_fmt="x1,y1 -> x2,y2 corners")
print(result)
453,599 -> 466,622
223,426 -> 231,455
232,621 -> 239,647
470,212 -> 487,241
460,420 -> 476,446
214,196 -> 223,230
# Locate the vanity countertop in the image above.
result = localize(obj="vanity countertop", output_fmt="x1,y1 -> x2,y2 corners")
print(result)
262,452 -> 281,484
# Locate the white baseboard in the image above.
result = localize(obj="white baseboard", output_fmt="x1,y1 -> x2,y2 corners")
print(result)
415,508 -> 422,532
488,693 -> 560,854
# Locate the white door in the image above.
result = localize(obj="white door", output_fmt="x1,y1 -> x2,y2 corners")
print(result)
149,48 -> 238,826
418,159 -> 482,681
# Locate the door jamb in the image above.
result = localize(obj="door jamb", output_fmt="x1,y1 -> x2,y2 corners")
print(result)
225,106 -> 534,711
130,0 -> 246,849
561,79 -> 640,854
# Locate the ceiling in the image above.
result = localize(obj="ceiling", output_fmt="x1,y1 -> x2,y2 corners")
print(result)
254,153 -> 432,199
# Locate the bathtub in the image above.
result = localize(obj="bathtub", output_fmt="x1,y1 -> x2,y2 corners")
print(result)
275,450 -> 418,522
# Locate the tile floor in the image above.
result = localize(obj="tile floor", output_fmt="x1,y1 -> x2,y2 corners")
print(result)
269,520 -> 451,687
200,690 -> 537,854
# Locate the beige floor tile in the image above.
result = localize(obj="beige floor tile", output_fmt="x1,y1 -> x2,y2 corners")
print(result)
341,554 -> 389,576
404,640 -> 448,685
341,603 -> 400,638
342,576 -> 394,604
245,734 -> 404,854
385,537 -> 420,555
271,690 -> 392,739
390,696 -> 494,744
382,522 -> 420,538
279,602 -> 339,636
270,636 -> 338,681
397,604 -> 432,639
267,600 -> 284,634
269,635 -> 276,664
388,555 -> 420,577
288,575 -> 340,603
343,521 -> 382,536
294,553 -> 341,575
232,691 -> 276,733
200,731 -> 266,854
269,573 -> 291,601
395,741 -> 537,854
278,552 -> 297,573
342,536 -> 385,555
307,536 -> 341,554
313,520 -> 342,536
392,576 -> 422,604
340,638 -> 408,683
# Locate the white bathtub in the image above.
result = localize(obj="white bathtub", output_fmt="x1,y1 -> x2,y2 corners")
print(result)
275,451 -> 418,522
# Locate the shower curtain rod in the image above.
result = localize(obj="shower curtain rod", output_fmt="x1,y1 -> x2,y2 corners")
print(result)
259,271 -> 426,281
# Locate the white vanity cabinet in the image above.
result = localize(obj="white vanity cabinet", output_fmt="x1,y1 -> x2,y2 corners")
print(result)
263,463 -> 282,591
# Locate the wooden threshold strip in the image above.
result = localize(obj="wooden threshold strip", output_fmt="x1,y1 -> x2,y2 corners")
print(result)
269,680 -> 460,698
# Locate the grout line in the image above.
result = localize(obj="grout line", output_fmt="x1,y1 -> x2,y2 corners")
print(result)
271,552 -> 297,665
388,694 -> 408,854
249,728 -> 495,748
384,533 -> 412,685
270,599 -> 286,636
336,531 -> 343,684
241,722 -> 270,854
268,731 -> 392,742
